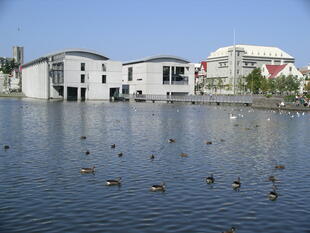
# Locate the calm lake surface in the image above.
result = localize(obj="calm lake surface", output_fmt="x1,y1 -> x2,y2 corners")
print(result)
1,98 -> 310,233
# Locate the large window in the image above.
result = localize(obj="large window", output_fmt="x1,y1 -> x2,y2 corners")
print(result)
81,63 -> 85,71
163,66 -> 170,84
102,75 -> 106,83
128,67 -> 133,81
81,74 -> 85,83
172,66 -> 188,84
176,67 -> 184,75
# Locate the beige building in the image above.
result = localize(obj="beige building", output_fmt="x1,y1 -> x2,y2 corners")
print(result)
206,44 -> 295,94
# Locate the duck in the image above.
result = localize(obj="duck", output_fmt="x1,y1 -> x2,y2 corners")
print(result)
150,182 -> 166,192
80,166 -> 95,174
206,141 -> 212,145
106,177 -> 121,186
150,154 -> 155,160
80,136 -> 87,140
206,174 -> 215,184
118,152 -> 123,157
268,176 -> 277,182
222,227 -> 236,233
85,150 -> 90,155
232,177 -> 241,189
168,138 -> 176,143
275,165 -> 285,169
111,144 -> 116,148
3,145 -> 10,150
179,153 -> 188,157
229,113 -> 237,119
268,186 -> 278,201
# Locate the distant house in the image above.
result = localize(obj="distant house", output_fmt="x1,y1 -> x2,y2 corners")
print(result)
299,64 -> 310,92
261,63 -> 303,79
122,55 -> 195,96
22,49 -> 122,100
195,61 -> 207,94
261,63 -> 304,93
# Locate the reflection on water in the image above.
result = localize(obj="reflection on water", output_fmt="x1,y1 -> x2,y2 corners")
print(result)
1,98 -> 310,233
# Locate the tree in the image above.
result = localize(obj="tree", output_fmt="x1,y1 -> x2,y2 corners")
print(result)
285,75 -> 300,94
244,68 -> 263,94
260,77 -> 268,94
267,78 -> 276,93
304,82 -> 310,92
0,58 -> 19,74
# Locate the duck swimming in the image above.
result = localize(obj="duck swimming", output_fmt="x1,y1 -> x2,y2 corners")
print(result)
206,174 -> 215,184
275,165 -> 285,169
150,183 -> 166,192
80,166 -> 95,174
80,136 -> 87,140
269,185 -> 278,201
229,113 -> 237,119
179,153 -> 188,157
111,144 -> 116,148
232,177 -> 241,189
222,227 -> 236,233
3,145 -> 10,150
168,138 -> 176,143
106,177 -> 121,186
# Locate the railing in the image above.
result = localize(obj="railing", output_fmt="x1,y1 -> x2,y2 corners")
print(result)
120,94 -> 253,104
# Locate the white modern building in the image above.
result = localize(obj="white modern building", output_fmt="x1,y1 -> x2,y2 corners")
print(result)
22,49 -> 122,100
122,55 -> 195,96
206,44 -> 295,94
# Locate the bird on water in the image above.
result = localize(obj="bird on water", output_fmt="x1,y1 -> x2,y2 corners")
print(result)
206,174 -> 215,184
222,226 -> 236,233
106,177 -> 122,186
150,183 -> 166,192
80,166 -> 96,174
232,177 -> 241,189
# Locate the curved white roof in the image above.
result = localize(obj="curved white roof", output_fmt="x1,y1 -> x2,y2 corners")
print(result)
208,44 -> 293,59
44,48 -> 109,60
124,55 -> 191,65
22,48 -> 109,67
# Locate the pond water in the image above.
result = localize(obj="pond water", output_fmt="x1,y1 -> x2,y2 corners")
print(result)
1,98 -> 310,233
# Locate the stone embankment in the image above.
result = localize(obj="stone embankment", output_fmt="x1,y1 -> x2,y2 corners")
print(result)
0,92 -> 25,98
252,96 -> 310,111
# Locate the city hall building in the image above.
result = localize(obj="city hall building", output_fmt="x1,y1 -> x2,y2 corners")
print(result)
122,55 -> 195,96
206,44 -> 295,94
22,49 -> 122,100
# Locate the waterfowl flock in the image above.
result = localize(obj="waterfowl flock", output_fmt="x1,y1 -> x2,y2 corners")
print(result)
3,104 -> 303,233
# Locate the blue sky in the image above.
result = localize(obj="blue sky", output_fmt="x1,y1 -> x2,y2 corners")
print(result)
1,0 -> 309,66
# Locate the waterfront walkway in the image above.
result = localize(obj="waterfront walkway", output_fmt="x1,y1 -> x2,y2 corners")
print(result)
121,94 -> 253,105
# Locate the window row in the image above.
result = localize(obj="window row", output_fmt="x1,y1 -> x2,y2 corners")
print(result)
80,63 -> 106,71
80,74 -> 106,83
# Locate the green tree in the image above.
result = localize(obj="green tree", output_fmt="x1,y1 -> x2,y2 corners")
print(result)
260,77 -> 268,94
244,68 -> 263,94
285,75 -> 300,94
267,78 -> 276,93
304,81 -> 310,92
0,58 -> 19,74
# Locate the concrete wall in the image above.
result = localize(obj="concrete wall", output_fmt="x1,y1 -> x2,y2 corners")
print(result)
22,60 -> 49,99
122,61 -> 195,95
64,58 -> 122,100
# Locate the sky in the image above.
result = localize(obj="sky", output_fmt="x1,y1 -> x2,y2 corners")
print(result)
0,0 -> 310,67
